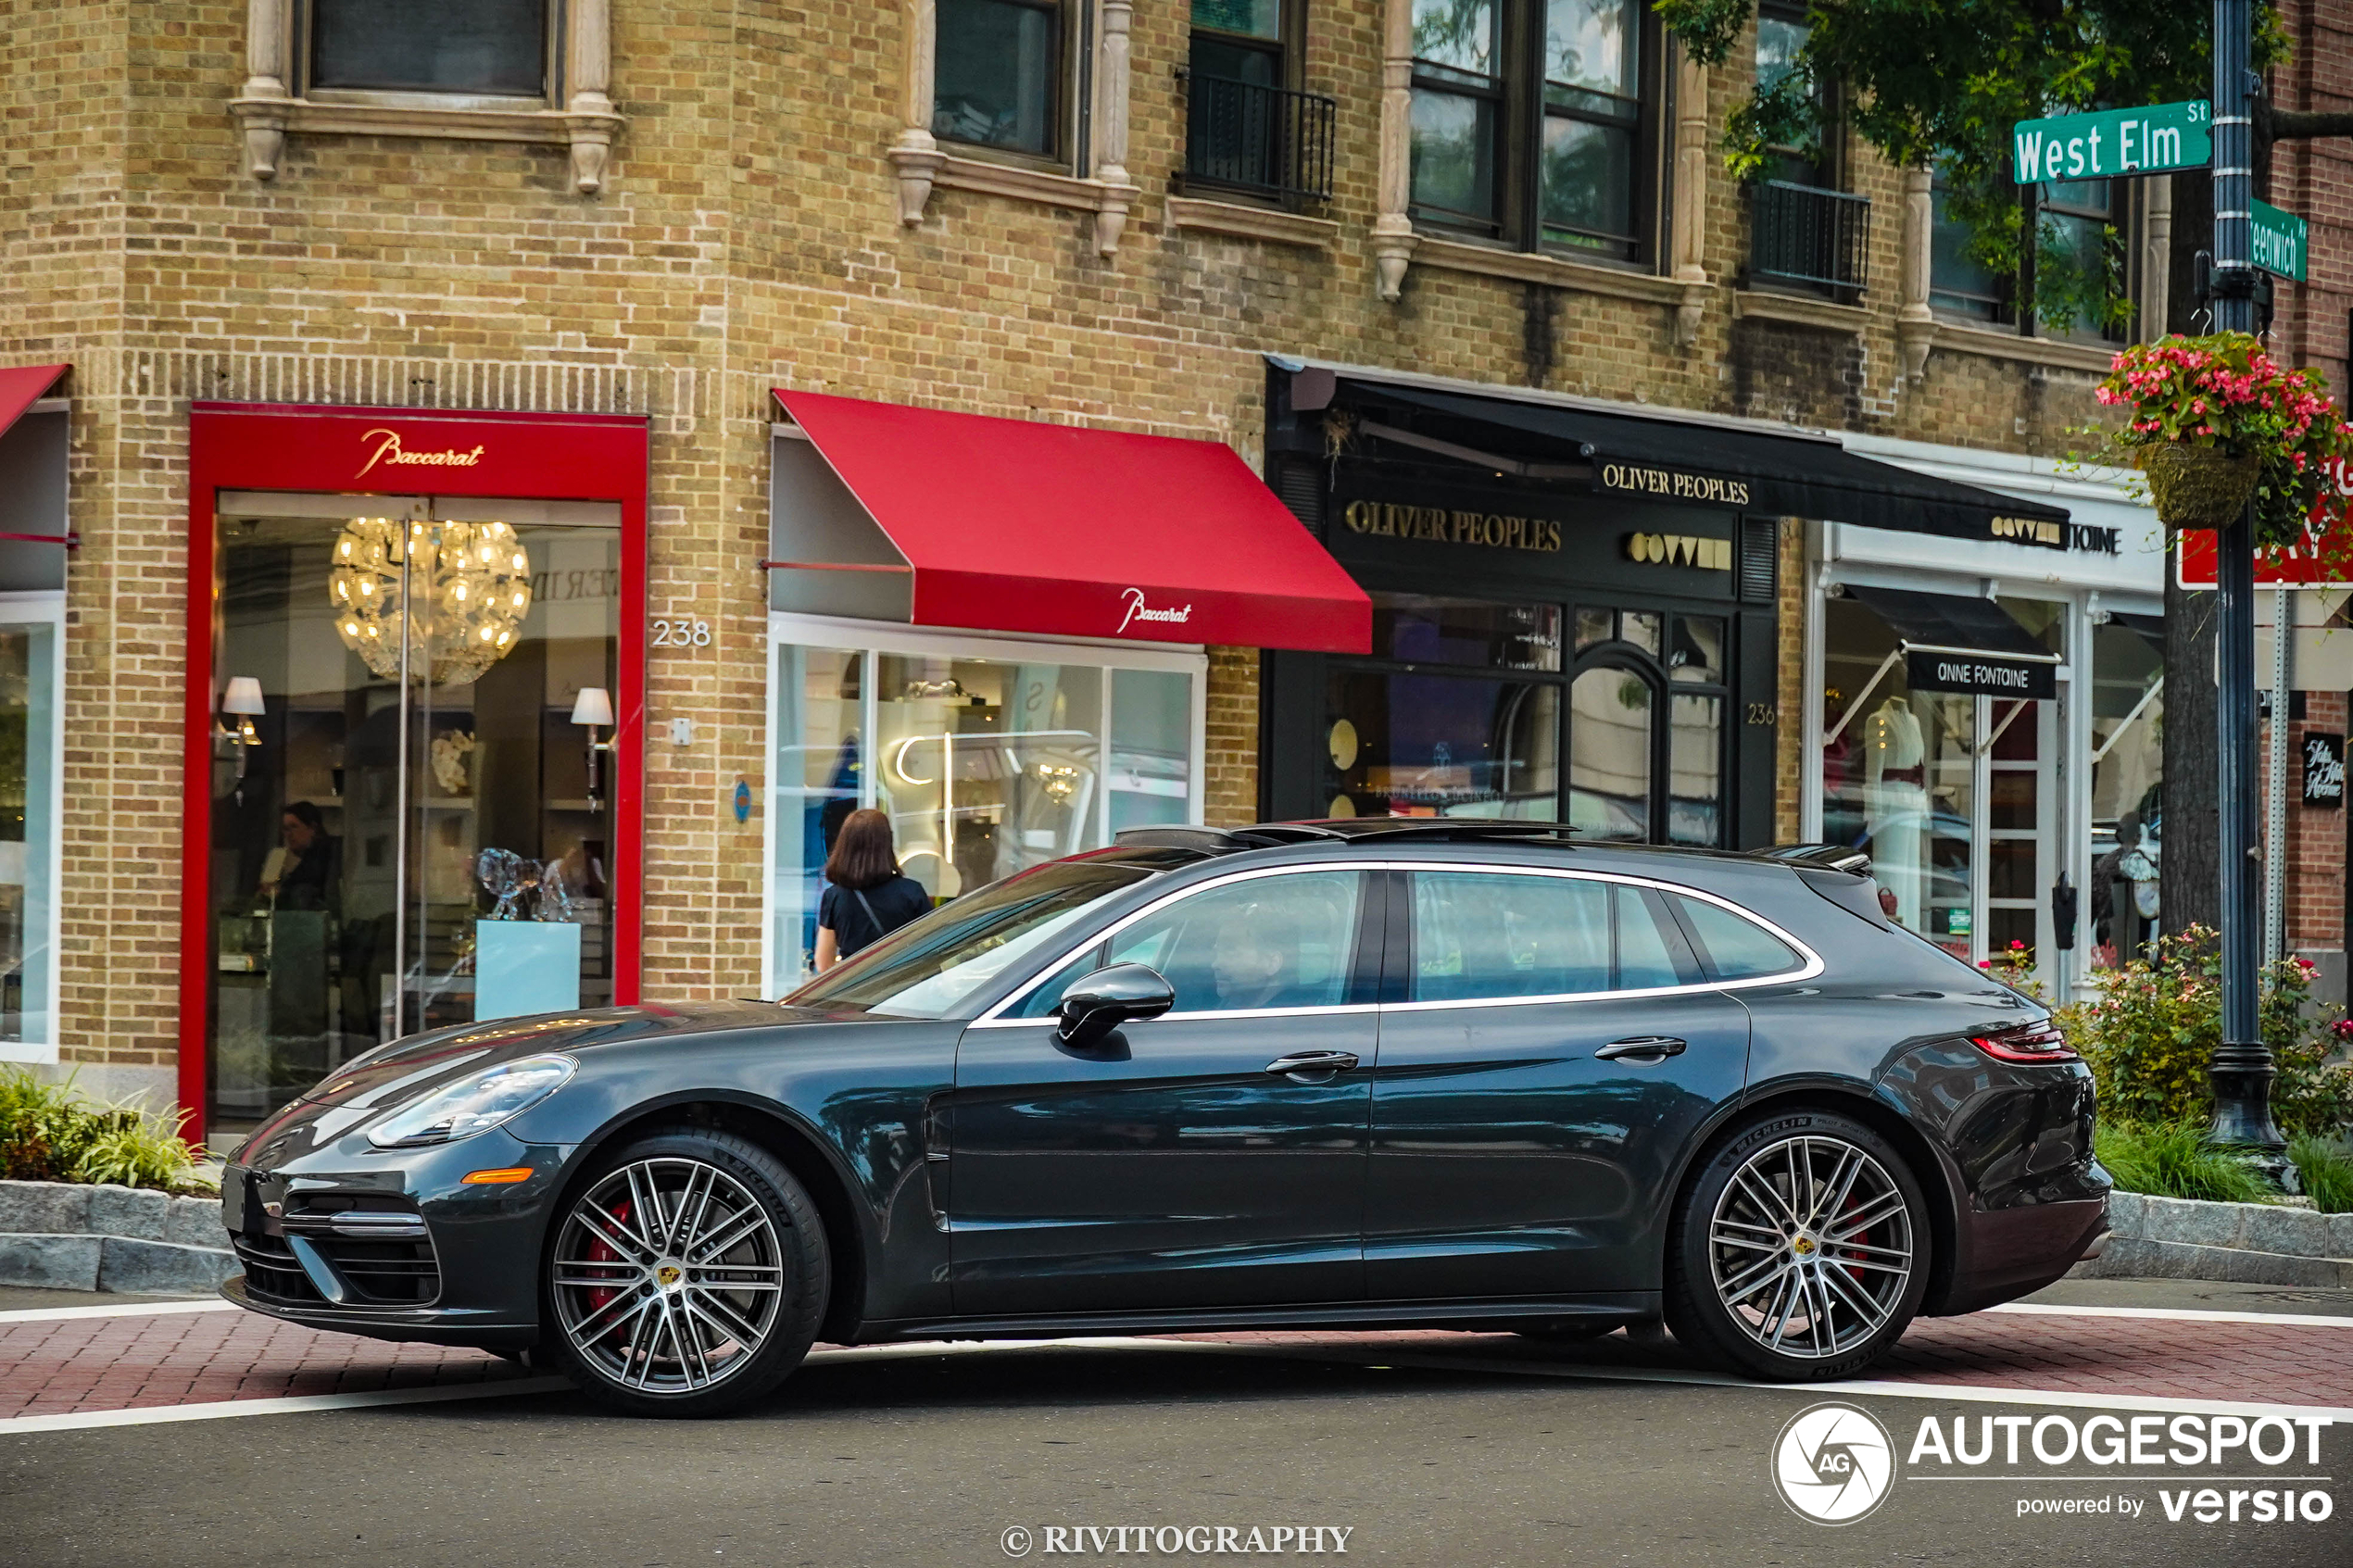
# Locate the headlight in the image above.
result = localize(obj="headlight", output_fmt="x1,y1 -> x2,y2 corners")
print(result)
365,1054 -> 576,1148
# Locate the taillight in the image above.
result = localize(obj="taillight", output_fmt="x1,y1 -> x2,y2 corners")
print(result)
1970,1020 -> 2079,1064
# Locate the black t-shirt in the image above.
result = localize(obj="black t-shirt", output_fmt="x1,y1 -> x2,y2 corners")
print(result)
819,874 -> 932,958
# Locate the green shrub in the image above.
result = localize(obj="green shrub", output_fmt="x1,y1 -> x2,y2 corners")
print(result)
0,1065 -> 204,1192
2095,1121 -> 2276,1205
2056,926 -> 2353,1137
2288,1135 -> 2353,1215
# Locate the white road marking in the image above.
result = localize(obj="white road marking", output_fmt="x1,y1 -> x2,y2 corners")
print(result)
0,1300 -> 241,1324
0,1377 -> 573,1436
1987,1300 -> 2353,1330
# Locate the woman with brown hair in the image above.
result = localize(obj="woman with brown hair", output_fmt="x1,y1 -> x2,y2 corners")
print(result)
813,808 -> 931,970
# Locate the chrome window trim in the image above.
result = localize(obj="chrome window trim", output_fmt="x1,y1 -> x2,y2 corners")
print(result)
968,858 -> 1823,1026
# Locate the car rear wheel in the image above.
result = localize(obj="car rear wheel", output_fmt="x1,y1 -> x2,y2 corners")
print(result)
1664,1110 -> 1928,1382
545,1129 -> 828,1417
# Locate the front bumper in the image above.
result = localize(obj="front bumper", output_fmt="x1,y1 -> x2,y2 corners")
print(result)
220,1127 -> 570,1349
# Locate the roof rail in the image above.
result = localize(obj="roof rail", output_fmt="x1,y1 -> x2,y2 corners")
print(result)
1112,826 -> 1263,851
1757,843 -> 1872,876
1114,819 -> 1581,852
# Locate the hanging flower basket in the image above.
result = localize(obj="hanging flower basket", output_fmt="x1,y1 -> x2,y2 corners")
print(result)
2137,443 -> 2261,529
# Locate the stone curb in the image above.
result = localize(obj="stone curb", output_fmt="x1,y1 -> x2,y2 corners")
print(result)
0,1178 -> 233,1295
2070,1189 -> 2353,1286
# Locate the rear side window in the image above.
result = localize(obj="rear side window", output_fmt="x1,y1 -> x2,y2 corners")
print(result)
1411,872 -> 1687,1002
1672,895 -> 1804,980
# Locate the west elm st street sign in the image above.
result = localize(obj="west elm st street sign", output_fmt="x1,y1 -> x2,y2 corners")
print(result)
2012,101 -> 2212,181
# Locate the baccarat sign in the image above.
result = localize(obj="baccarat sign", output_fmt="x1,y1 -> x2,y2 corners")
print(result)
2176,521 -> 2353,588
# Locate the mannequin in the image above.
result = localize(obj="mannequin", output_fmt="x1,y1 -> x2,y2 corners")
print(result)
1864,696 -> 1929,932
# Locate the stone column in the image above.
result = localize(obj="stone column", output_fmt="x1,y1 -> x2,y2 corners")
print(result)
1669,42 -> 1709,346
237,0 -> 291,181
2141,175 -> 2173,341
1372,0 -> 1418,300
1090,1 -> 1137,256
563,0 -> 623,194
888,0 -> 945,224
1896,165 -> 1937,379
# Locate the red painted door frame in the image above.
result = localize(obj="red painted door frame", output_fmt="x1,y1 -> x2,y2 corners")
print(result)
181,402 -> 649,1140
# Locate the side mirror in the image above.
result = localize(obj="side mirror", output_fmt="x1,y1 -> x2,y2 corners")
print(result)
1054,963 -> 1175,1050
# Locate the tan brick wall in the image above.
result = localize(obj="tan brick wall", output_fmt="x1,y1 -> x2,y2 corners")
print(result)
1,3 -> 2117,1089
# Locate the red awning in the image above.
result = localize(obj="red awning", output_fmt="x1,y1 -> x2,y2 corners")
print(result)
0,363 -> 68,437
769,390 -> 1369,653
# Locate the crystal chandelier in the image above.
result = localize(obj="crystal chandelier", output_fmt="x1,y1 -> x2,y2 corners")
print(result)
329,518 -> 534,685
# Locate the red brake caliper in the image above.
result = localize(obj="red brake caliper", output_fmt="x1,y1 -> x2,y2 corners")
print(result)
584,1198 -> 632,1317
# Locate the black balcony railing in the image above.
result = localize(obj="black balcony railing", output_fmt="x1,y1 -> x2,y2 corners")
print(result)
1750,180 -> 1870,299
1181,71 -> 1337,204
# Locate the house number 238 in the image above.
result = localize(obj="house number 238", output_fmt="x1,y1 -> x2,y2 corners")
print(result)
651,618 -> 711,647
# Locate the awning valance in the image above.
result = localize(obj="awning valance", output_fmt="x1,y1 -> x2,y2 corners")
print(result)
1300,367 -> 2073,548
768,391 -> 1371,654
1844,583 -> 2062,699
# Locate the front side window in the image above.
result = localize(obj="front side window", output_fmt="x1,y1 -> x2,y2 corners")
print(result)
308,0 -> 550,97
788,859 -> 1156,1019
1412,871 -> 1685,1002
934,0 -> 1065,157
1411,0 -> 1652,259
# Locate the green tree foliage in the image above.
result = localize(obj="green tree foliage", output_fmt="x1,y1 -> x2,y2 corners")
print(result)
1653,3 -> 2290,331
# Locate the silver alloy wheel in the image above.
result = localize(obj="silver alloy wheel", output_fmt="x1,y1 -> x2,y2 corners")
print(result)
551,1157 -> 786,1395
1705,1134 -> 1914,1361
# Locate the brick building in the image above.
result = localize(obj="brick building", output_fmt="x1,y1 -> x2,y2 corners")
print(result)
1,1 -> 2170,1143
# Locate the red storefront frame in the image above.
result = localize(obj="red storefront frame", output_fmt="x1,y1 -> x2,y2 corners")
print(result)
181,403 -> 649,1139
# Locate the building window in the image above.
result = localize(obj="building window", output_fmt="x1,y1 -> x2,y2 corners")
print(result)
766,626 -> 1202,994
1409,0 -> 1655,260
1928,163 -> 2006,321
933,0 -> 1066,158
1744,5 -> 1867,298
1183,2 -> 1336,203
2036,177 -> 2128,341
306,0 -> 552,100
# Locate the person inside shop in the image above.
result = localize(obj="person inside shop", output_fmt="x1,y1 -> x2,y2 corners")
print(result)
813,808 -> 932,971
258,800 -> 339,912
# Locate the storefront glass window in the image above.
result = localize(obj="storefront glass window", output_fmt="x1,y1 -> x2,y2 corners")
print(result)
0,615 -> 58,1056
2089,621 -> 2163,968
1568,664 -> 1651,838
768,634 -> 1198,991
1668,692 -> 1722,846
207,504 -> 621,1132
1327,670 -> 1561,820
769,646 -> 865,996
1821,596 -> 1977,957
1374,595 -> 1561,670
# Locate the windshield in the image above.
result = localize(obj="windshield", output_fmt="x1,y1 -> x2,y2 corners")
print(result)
786,859 -> 1155,1018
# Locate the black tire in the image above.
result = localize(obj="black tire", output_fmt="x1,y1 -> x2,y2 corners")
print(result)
543,1127 -> 829,1417
1664,1108 -> 1929,1382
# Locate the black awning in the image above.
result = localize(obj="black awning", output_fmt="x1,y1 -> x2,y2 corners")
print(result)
2114,610 -> 2167,651
1844,584 -> 2063,699
1351,383 -> 2072,548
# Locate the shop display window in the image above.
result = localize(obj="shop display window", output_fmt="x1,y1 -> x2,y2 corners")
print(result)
2088,620 -> 2164,969
766,624 -> 1202,993
0,609 -> 59,1060
206,498 -> 621,1131
1820,592 -> 2063,971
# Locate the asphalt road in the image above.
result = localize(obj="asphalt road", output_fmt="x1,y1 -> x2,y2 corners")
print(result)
5,1316 -> 2349,1568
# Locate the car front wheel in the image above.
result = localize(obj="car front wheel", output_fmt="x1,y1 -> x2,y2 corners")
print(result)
1664,1109 -> 1929,1382
545,1128 -> 828,1417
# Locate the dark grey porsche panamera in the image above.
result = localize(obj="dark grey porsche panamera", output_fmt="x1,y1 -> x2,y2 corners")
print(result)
220,820 -> 2108,1417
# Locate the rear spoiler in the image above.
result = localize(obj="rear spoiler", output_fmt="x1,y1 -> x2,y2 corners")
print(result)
1756,844 -> 1892,929
1755,843 -> 1872,876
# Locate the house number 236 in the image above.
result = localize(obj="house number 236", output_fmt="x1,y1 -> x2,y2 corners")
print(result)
651,618 -> 711,647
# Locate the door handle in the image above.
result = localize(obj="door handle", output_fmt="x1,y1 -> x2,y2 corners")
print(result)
1264,1049 -> 1360,1077
1594,1035 -> 1687,1062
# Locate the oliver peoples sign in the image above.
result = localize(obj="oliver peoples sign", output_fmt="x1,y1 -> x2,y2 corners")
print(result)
1341,499 -> 1562,553
1595,460 -> 1753,507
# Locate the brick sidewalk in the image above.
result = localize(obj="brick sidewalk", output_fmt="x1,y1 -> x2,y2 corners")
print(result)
3,1306 -> 2347,1424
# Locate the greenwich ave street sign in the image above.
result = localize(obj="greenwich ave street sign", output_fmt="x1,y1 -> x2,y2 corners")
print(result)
2012,101 -> 2212,181
2252,198 -> 2309,281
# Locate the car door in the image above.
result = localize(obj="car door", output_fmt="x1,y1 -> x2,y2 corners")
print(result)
1362,865 -> 1762,1301
950,866 -> 1379,1318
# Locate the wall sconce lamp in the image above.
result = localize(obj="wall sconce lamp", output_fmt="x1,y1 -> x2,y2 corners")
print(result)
572,686 -> 615,808
219,676 -> 266,801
